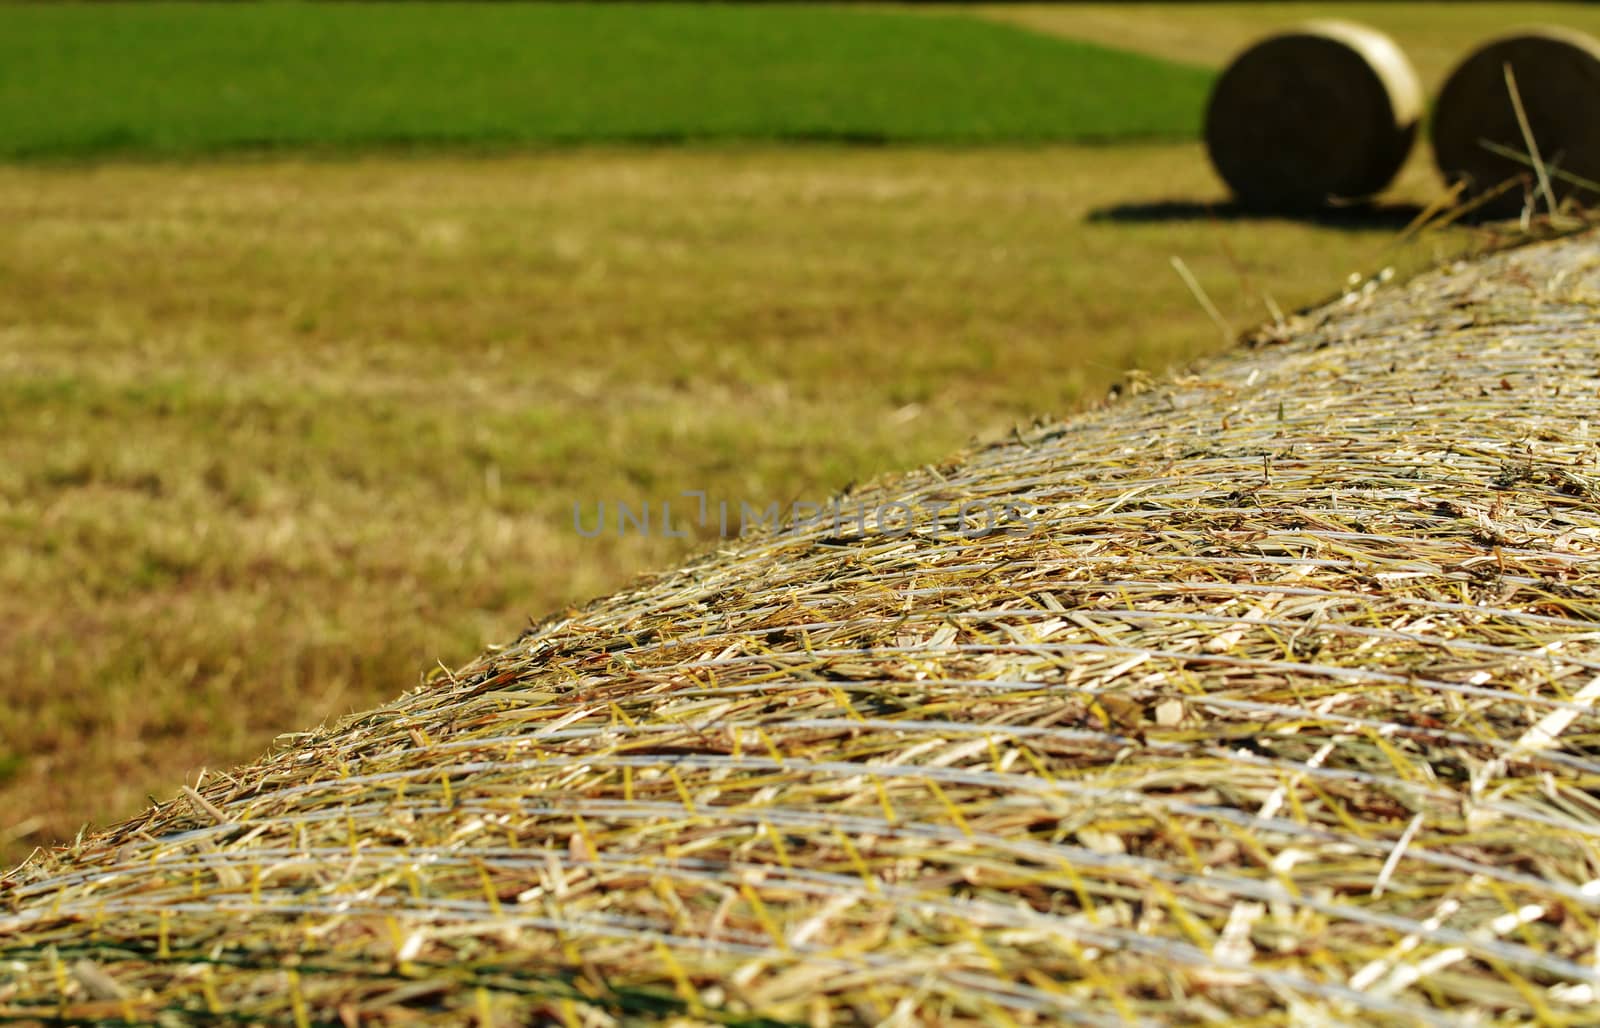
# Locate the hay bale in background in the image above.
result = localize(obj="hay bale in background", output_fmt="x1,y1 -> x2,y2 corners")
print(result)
1432,26 -> 1600,219
1205,21 -> 1421,211
5,233 -> 1600,1022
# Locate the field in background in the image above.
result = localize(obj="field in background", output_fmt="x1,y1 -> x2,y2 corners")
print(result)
0,146 -> 1473,862
0,2 -> 1210,158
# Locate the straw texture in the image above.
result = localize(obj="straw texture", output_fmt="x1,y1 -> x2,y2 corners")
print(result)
6,233 -> 1600,1024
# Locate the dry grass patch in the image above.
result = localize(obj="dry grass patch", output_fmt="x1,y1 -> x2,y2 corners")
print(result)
0,145 -> 1470,863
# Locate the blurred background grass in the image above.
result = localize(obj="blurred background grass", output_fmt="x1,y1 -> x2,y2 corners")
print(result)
6,1 -> 1593,862
0,2 -> 1210,157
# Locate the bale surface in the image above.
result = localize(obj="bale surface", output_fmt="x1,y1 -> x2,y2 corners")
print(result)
6,234 -> 1600,1024
1205,21 -> 1421,211
1432,26 -> 1600,219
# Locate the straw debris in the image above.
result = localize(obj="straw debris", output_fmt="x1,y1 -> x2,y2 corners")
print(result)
5,233 -> 1600,1023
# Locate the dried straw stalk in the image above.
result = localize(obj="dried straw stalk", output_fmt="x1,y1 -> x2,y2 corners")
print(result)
6,234 -> 1600,1024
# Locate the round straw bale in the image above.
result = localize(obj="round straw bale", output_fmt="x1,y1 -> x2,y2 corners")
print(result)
10,232 -> 1600,1024
1205,21 -> 1421,211
1432,26 -> 1600,218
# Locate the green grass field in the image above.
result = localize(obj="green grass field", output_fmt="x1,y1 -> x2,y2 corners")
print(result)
0,2 -> 1210,158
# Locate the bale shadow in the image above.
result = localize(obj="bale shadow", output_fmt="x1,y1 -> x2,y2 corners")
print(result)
1088,199 -> 1428,231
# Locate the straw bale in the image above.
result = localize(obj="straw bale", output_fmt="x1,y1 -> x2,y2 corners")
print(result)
1205,21 -> 1421,211
1432,27 -> 1600,220
6,232 -> 1600,1023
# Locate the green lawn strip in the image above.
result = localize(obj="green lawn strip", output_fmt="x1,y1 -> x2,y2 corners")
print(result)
0,2 -> 1211,158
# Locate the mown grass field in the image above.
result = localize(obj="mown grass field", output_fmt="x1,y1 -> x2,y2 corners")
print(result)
0,2 -> 1211,158
5,0 -> 1571,862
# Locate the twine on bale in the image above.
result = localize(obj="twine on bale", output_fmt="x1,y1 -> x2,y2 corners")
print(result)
1205,21 -> 1422,212
5,234 -> 1600,1022
1432,26 -> 1600,221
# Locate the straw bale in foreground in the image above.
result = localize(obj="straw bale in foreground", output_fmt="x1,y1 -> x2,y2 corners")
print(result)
5,233 -> 1600,1024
